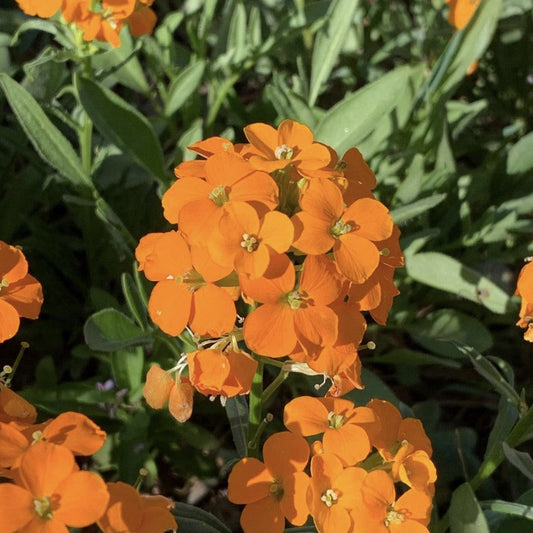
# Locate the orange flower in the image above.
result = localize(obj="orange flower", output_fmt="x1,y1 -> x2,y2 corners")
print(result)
128,0 -> 157,37
136,231 -> 236,337
143,365 -> 194,423
227,431 -> 310,533
0,441 -> 109,532
242,254 -> 342,357
0,241 -> 43,343
516,260 -> 533,342
15,0 -> 61,17
209,202 -> 294,279
325,361 -> 364,398
98,481 -> 177,533
354,470 -> 432,532
284,396 -> 376,466
162,151 -> 279,245
0,384 -> 37,425
307,453 -> 366,533
446,0 -> 481,30
292,178 -> 394,283
243,119 -> 331,176
187,348 -> 257,398
0,411 -> 106,468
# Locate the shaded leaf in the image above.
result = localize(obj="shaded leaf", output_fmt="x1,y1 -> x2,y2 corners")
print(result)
450,482 -> 490,533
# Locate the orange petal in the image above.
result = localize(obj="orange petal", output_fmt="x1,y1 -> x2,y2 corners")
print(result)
98,481 -> 143,532
294,305 -> 338,356
2,274 -> 43,319
161,177 -> 211,224
300,255 -> 343,306
0,385 -> 37,425
230,172 -> 279,211
0,421 -> 28,467
227,457 -> 272,504
143,365 -> 174,409
142,231 -> 192,281
0,298 -> 20,343
168,378 -> 194,423
343,198 -> 393,242
191,243 -> 234,282
205,151 -> 257,185
366,399 -> 402,451
278,119 -> 313,149
222,350 -> 258,396
280,471 -> 310,526
188,136 -> 234,157
259,211 -> 294,254
0,241 -> 27,282
323,424 -> 370,465
335,234 -> 380,283
241,496 -> 285,533
263,431 -> 309,477
292,212 -> 334,255
190,283 -> 236,336
244,123 -> 278,158
395,488 -> 433,524
0,483 -> 34,531
128,6 -> 157,36
284,397 -> 330,436
138,495 -> 177,533
148,280 -> 192,336
188,349 -> 230,396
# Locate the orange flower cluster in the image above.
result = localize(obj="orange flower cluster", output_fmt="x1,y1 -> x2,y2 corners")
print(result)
15,0 -> 157,47
228,396 -> 436,533
0,240 -> 43,343
516,260 -> 533,342
0,385 -> 177,532
137,119 -> 403,417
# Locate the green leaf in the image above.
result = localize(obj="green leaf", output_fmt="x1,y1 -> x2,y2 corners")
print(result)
121,272 -> 149,330
0,73 -> 90,188
407,309 -> 493,359
507,131 -> 533,175
372,348 -> 462,368
225,395 -> 249,458
315,65 -> 412,155
449,482 -> 490,533
110,346 -> 144,395
84,308 -> 152,352
77,76 -> 167,183
503,442 -> 533,482
346,367 -> 400,407
482,500 -> 533,520
171,502 -> 232,533
391,193 -> 447,225
485,395 -> 519,460
405,252 -> 513,314
308,0 -> 360,106
226,1 -> 247,65
165,61 -> 206,116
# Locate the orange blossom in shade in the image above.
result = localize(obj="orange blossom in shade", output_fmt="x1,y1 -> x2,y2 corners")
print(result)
242,254 -> 343,358
0,383 -> 37,425
292,178 -> 394,283
161,151 -> 279,244
307,453 -> 366,533
143,365 -> 194,423
14,0 -> 61,17
128,0 -> 158,37
325,361 -> 364,398
354,470 -> 432,533
135,230 -> 236,337
0,411 -> 106,469
446,0 -> 481,30
348,225 -> 404,325
284,396 -> 376,466
187,348 -> 257,399
227,431 -> 310,533
515,260 -> 533,342
243,119 -> 331,176
208,202 -> 294,279
0,441 -> 109,532
98,481 -> 177,533
0,241 -> 43,343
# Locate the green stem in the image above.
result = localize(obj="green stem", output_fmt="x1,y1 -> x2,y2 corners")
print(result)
80,56 -> 93,175
5,342 -> 29,386
247,360 -> 264,457
262,370 -> 289,404
436,403 -> 533,533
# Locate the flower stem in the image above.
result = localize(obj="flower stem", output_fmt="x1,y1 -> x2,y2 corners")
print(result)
247,359 -> 264,457
80,55 -> 93,175
262,369 -> 289,404
5,342 -> 29,386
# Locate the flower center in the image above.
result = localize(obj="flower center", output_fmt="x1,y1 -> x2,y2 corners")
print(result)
33,496 -> 53,520
0,278 -> 8,293
327,411 -> 345,429
209,185 -> 230,206
385,503 -> 405,526
335,159 -> 347,171
240,233 -> 259,253
330,219 -> 353,238
320,488 -> 339,508
274,144 -> 294,160
286,290 -> 308,310
31,430 -> 43,445
269,479 -> 284,501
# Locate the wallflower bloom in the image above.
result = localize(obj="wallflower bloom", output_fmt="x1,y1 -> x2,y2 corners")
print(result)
228,431 -> 310,533
15,0 -> 61,17
0,240 -> 43,343
0,441 -> 109,532
98,481 -> 177,533
515,260 -> 533,342
354,470 -> 432,533
0,384 -> 37,425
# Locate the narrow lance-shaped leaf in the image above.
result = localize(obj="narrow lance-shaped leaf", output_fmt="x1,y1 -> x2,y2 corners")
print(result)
449,482 -> 490,533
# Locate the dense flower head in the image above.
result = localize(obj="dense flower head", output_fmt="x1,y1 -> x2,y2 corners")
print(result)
0,240 -> 43,343
15,0 -> 157,47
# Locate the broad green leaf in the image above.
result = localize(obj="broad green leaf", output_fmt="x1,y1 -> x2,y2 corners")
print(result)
165,61 -> 206,116
77,76 -> 167,183
315,65 -> 412,155
407,309 -> 493,359
0,73 -> 90,188
507,131 -> 533,175
171,503 -> 232,533
110,346 -> 144,396
225,396 -> 249,458
405,252 -> 513,314
372,348 -> 462,368
84,308 -> 152,352
346,367 -> 400,407
226,1 -> 247,65
503,442 -> 533,481
308,0 -> 360,106
391,193 -> 447,225
426,0 -> 502,101
450,482 -> 490,533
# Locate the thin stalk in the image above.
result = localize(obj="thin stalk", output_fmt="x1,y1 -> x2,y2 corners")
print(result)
5,342 -> 29,386
247,360 -> 264,458
262,370 -> 289,404
80,55 -> 93,175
